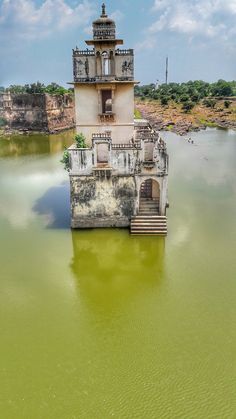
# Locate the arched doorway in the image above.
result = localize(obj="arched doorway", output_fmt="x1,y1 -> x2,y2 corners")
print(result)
139,179 -> 160,214
96,52 -> 102,76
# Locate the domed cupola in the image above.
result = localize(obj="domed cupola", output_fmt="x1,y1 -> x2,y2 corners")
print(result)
92,4 -> 116,41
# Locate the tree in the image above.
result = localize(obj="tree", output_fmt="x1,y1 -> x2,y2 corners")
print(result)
203,98 -> 217,108
25,82 -> 45,94
45,83 -> 68,95
224,100 -> 231,109
182,101 -> 195,113
160,96 -> 169,106
211,80 -> 233,97
6,85 -> 26,94
180,94 -> 190,103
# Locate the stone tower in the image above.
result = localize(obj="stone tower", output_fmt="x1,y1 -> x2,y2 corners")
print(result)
67,4 -> 169,235
72,3 -> 134,143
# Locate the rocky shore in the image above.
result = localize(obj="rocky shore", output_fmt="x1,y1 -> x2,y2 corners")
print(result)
136,99 -> 236,135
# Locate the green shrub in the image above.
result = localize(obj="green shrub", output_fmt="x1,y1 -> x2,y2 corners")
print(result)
160,96 -> 169,106
60,148 -> 70,172
180,94 -> 190,103
75,133 -> 86,148
0,117 -> 7,127
224,100 -> 231,109
182,101 -> 195,113
203,98 -> 217,108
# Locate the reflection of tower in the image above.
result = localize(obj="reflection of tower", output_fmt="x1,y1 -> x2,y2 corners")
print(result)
70,230 -> 165,310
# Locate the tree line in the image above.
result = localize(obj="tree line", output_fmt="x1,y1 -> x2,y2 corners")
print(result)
0,82 -> 73,95
135,80 -> 236,112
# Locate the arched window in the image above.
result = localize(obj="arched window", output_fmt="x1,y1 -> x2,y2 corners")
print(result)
110,51 -> 115,75
102,51 -> 110,75
96,51 -> 102,76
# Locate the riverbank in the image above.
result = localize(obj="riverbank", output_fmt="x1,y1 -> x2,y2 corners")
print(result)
135,98 -> 236,135
0,126 -> 75,138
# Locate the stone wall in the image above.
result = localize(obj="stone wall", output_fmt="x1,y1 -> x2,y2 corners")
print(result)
0,93 -> 75,133
70,174 -> 137,228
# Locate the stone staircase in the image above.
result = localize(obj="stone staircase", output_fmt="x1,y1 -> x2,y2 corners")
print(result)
130,198 -> 167,236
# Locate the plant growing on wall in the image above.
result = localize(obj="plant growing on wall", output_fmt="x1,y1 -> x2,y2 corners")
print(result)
60,148 -> 70,172
0,117 -> 7,127
75,133 -> 86,148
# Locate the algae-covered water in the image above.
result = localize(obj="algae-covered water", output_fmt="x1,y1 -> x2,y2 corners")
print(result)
0,129 -> 235,418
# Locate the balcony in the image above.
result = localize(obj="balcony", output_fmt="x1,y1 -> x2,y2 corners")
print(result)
99,113 -> 115,123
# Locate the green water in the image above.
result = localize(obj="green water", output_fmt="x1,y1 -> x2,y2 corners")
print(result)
0,129 -> 235,418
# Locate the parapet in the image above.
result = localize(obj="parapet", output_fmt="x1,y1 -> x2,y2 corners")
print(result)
68,123 -> 168,177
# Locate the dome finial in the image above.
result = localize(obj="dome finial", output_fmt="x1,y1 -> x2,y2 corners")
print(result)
101,3 -> 107,17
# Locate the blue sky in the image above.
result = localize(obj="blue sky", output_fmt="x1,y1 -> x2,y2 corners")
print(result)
0,0 -> 235,87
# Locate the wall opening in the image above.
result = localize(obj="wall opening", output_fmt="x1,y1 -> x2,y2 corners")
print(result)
96,52 -> 102,76
102,51 -> 110,75
97,143 -> 109,164
110,51 -> 115,75
144,142 -> 154,161
140,179 -> 160,213
101,90 -> 112,114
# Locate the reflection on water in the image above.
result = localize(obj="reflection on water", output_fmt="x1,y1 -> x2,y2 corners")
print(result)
0,129 -> 75,157
0,128 -> 236,418
71,230 -> 165,310
33,181 -> 70,229
0,131 -> 74,229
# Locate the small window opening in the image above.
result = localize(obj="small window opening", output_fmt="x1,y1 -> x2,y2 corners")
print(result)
101,90 -> 112,114
97,143 -> 109,164
102,51 -> 110,75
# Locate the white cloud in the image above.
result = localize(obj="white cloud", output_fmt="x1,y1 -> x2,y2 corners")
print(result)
135,36 -> 157,52
110,10 -> 124,22
0,0 -> 94,40
149,0 -> 236,44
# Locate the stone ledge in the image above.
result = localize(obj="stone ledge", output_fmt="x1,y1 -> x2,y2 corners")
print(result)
71,216 -> 130,229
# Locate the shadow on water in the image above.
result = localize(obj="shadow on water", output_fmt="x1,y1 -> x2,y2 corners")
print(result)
70,229 -> 166,311
33,181 -> 71,229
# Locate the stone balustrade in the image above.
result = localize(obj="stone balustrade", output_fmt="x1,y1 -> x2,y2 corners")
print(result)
116,49 -> 134,56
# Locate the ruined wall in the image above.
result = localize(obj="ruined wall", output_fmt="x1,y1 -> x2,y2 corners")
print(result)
0,93 -> 75,133
70,174 -> 137,228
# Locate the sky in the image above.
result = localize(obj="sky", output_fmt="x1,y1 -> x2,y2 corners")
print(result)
0,0 -> 235,87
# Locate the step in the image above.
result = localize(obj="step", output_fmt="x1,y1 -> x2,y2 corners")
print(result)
139,211 -> 159,214
139,207 -> 159,211
140,199 -> 159,201
132,220 -> 166,223
131,233 -> 167,236
131,216 -> 167,220
131,224 -> 167,228
131,230 -> 167,234
139,202 -> 159,205
131,227 -> 167,234
130,212 -> 168,236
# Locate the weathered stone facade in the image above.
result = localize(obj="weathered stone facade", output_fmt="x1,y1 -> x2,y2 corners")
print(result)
0,92 -> 75,133
69,125 -> 168,229
67,4 -> 169,234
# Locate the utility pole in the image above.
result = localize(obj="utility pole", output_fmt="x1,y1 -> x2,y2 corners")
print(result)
165,56 -> 169,85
